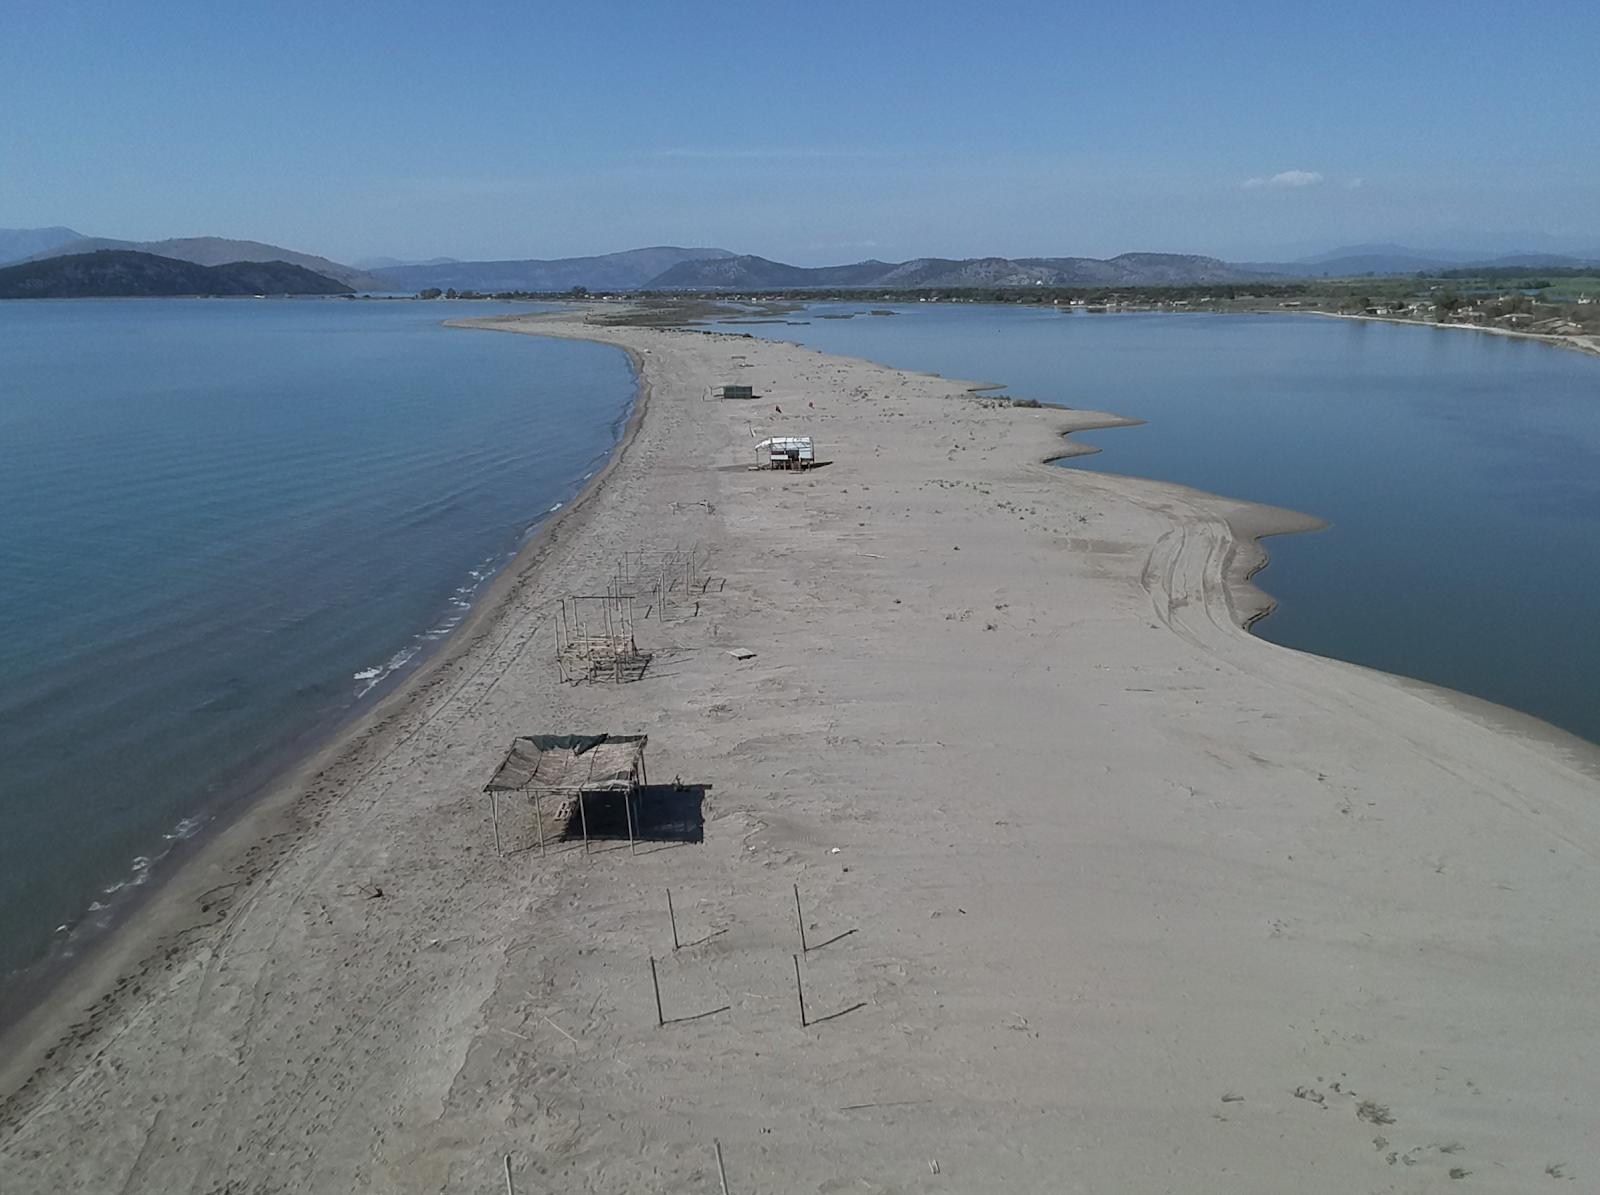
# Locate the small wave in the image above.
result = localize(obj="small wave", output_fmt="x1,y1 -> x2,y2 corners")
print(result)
422,615 -> 464,641
163,817 -> 202,842
353,645 -> 421,696
59,811 -> 211,950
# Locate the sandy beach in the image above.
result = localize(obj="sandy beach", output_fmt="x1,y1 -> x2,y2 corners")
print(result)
4,307 -> 1600,1193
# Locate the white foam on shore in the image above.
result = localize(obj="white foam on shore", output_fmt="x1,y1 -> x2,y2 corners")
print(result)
352,645 -> 421,697
60,813 -> 208,936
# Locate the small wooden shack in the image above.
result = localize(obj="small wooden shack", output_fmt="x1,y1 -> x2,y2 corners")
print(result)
755,436 -> 815,470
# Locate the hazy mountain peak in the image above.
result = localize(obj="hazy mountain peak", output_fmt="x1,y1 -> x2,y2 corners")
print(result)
0,226 -> 87,266
356,256 -> 461,270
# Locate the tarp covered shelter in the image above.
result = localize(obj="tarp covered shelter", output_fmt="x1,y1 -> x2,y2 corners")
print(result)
756,436 -> 815,469
482,734 -> 648,856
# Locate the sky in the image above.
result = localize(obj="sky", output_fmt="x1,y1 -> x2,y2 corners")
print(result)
2,2 -> 1597,266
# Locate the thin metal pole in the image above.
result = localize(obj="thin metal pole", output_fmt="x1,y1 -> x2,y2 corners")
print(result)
626,786 -> 637,855
535,789 -> 546,856
793,953 -> 808,1027
714,1139 -> 730,1195
492,792 -> 503,858
794,884 -> 807,953
503,1154 -> 514,1195
579,789 -> 590,854
667,889 -> 680,950
650,955 -> 664,1026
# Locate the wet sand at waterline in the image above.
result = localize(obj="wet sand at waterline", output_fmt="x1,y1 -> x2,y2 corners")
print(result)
4,308 -> 1599,1192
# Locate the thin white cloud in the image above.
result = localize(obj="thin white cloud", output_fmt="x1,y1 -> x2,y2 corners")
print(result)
647,147 -> 890,160
1244,170 -> 1325,189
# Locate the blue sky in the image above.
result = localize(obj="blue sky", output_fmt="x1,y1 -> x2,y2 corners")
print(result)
3,2 -> 1596,264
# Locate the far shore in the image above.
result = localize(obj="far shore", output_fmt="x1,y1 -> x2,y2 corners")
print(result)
4,307 -> 1600,1193
1298,304 -> 1600,359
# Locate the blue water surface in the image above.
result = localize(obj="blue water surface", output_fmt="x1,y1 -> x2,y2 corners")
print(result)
707,304 -> 1600,746
0,299 -> 632,977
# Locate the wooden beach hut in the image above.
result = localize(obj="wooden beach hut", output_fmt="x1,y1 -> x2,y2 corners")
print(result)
482,734 -> 648,857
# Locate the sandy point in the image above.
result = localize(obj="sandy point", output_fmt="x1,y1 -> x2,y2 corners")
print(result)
4,307 -> 1599,1194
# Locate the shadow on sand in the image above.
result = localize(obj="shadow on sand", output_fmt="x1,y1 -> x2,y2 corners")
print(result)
561,783 -> 708,849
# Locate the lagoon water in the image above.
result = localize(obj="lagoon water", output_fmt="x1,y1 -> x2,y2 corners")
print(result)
709,304 -> 1600,748
0,300 -> 635,979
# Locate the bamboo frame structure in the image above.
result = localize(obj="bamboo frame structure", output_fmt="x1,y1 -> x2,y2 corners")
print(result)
554,594 -> 650,683
614,544 -> 713,625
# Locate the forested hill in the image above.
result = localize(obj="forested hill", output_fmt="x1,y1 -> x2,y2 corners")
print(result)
0,251 -> 354,298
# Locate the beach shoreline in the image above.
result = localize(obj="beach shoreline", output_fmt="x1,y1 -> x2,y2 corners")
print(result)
0,312 -> 651,1110
1302,305 -> 1600,359
5,309 -> 1599,1193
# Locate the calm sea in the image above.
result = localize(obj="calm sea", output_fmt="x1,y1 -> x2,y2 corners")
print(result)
0,300 -> 635,979
708,304 -> 1600,747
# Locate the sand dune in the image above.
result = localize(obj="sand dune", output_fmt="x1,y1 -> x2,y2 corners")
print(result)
3,310 -> 1598,1193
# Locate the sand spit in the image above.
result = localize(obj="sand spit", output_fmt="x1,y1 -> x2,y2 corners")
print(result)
3,310 -> 1600,1193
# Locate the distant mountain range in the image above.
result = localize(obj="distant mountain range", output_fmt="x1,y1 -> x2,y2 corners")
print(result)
1243,243 -> 1600,278
648,252 -> 1246,290
3,228 -> 1597,297
6,235 -> 388,291
369,247 -> 738,293
383,245 -> 1600,292
372,248 -> 1248,291
0,250 -> 355,299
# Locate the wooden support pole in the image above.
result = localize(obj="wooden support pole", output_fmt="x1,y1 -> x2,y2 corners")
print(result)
579,789 -> 590,854
667,889 -> 680,950
503,1154 -> 514,1195
626,786 -> 637,855
535,788 -> 546,856
793,953 -> 808,1027
714,1139 -> 730,1195
491,791 -> 503,858
650,955 -> 664,1027
794,884 -> 807,953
